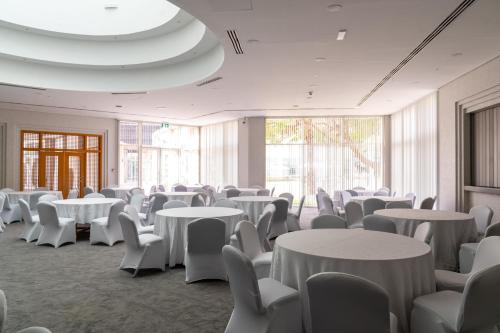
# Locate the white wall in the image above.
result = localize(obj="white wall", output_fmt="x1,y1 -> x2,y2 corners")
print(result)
438,56 -> 500,220
0,108 -> 118,190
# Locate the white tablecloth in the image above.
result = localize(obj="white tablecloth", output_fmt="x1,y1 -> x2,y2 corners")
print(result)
163,192 -> 198,205
53,198 -> 122,224
351,196 -> 412,206
154,207 -> 244,267
7,191 -> 63,204
229,196 -> 274,223
270,229 -> 435,333
375,209 -> 477,270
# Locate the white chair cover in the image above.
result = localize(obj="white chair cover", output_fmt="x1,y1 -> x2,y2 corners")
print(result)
386,201 -> 413,209
469,205 -> 493,235
146,193 -> 168,225
362,198 -> 386,216
90,200 -> 126,246
311,215 -> 347,229
404,193 -> 416,207
84,193 -> 105,199
29,191 -> 48,211
307,272 -> 398,333
100,188 -> 116,198
118,213 -> 166,277
344,201 -> 364,229
38,194 -> 58,203
36,202 -> 75,248
0,195 -> 4,232
257,189 -> 270,196
363,215 -> 397,233
18,199 -> 41,242
419,197 -> 436,210
413,222 -> 432,243
163,200 -> 188,209
236,221 -> 272,279
174,184 -> 188,192
129,193 -> 146,214
184,218 -> 227,283
214,199 -> 238,209
286,195 -> 305,232
278,193 -> 294,210
83,186 -> 94,195
267,199 -> 289,239
190,194 -> 205,207
226,188 -> 241,198
124,205 -> 154,235
67,189 -> 79,199
222,245 -> 302,333
0,192 -> 21,224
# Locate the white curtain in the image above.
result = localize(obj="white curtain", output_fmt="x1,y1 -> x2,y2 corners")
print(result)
391,92 -> 437,206
200,121 -> 238,187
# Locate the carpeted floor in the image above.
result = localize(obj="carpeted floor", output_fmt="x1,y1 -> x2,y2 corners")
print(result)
0,207 -> 318,333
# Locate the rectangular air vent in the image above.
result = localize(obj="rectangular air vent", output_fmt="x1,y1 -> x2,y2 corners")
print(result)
227,30 -> 244,54
111,92 -> 148,95
196,76 -> 223,87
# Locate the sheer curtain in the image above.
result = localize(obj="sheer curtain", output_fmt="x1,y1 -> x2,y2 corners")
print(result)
200,121 -> 238,187
391,92 -> 437,206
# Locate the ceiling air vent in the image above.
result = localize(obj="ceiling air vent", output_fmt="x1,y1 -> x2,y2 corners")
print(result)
111,92 -> 148,95
227,30 -> 244,54
0,83 -> 46,91
196,76 -> 223,87
357,0 -> 476,106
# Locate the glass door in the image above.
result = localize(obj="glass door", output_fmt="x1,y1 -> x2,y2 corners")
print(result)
65,152 -> 86,198
39,152 -> 64,192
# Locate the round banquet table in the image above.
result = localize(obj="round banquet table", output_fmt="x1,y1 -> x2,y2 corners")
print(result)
351,195 -> 413,206
375,209 -> 477,270
270,229 -> 435,333
53,198 -> 123,224
229,196 -> 275,223
154,207 -> 244,267
163,192 -> 198,205
7,191 -> 63,204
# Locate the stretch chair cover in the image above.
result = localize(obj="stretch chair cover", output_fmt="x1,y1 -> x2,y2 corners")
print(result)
0,192 -> 22,224
435,236 -> 500,293
67,189 -> 78,199
222,246 -> 302,333
84,193 -> 105,198
344,201 -> 364,229
412,264 -> 500,333
286,195 -> 305,232
29,192 -> 48,213
386,201 -> 413,209
230,204 -> 275,251
225,188 -> 241,198
90,200 -> 126,246
405,193 -> 416,207
18,199 -> 41,242
0,290 -> 52,333
318,193 -> 335,215
174,184 -> 188,192
307,272 -> 398,333
267,199 -> 289,239
420,197 -> 436,210
363,215 -> 397,233
124,205 -> 154,234
236,221 -> 272,279
38,194 -> 58,203
414,222 -> 433,243
0,195 -> 4,232
460,223 -> 500,274
363,198 -> 386,216
311,215 -> 347,229
83,186 -> 94,195
118,213 -> 166,277
163,200 -> 188,209
278,193 -> 294,210
184,218 -> 227,283
100,188 -> 116,198
459,206 -> 494,273
36,202 -> 76,248
129,193 -> 146,221
190,194 -> 205,207
214,199 -> 238,209
146,193 -> 168,225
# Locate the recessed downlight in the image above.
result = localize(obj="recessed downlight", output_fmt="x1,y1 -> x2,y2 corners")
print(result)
327,4 -> 343,12
337,29 -> 347,40
115,105 -> 122,108
104,4 -> 119,10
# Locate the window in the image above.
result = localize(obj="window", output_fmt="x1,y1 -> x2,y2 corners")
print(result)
266,117 -> 384,206
200,121 -> 238,187
391,93 -> 437,205
119,121 -> 199,192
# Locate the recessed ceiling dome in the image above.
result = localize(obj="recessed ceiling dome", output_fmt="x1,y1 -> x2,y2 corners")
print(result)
0,0 -> 224,92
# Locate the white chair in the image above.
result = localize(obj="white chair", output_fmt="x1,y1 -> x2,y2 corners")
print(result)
278,192 -> 294,210
124,205 -> 154,234
222,245 -> 302,333
352,186 -> 366,191
235,221 -> 272,279
90,200 -> 126,246
405,192 -> 416,207
250,185 -> 264,189
412,264 -> 500,333
118,213 -> 166,277
413,222 -> 432,243
378,187 -> 391,194
459,222 -> 500,274
36,202 -> 76,248
225,188 -> 241,198
100,188 -> 116,198
29,191 -> 47,214
385,201 -> 412,209
307,272 -> 398,333
146,193 -> 168,225
84,193 -> 105,198
191,194 -> 205,207
256,189 -> 270,196
38,194 -> 58,203
214,199 -> 238,209
240,191 -> 256,196
34,187 -> 49,191
83,186 -> 94,195
18,199 -> 41,242
0,192 -> 21,224
435,236 -> 500,293
232,204 -> 276,251
224,185 -> 236,189
339,191 -> 352,208
373,191 -> 388,196
270,187 -> 275,196
163,200 -> 188,209
319,194 -> 335,215
286,195 -> 305,232
174,184 -> 188,192
362,198 -> 386,215
311,215 -> 347,229
419,196 -> 436,210
267,198 -> 289,239
129,193 -> 146,218
185,218 -> 227,283
129,187 -> 143,195
67,189 -> 78,199
157,184 -> 166,192
344,201 -> 364,229
0,195 -> 5,232
363,215 -> 396,233
1,289 -> 52,333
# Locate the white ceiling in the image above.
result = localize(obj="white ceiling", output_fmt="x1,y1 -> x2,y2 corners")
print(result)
0,0 -> 499,125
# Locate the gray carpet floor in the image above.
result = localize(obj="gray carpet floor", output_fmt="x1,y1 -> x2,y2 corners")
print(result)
0,208 -> 317,333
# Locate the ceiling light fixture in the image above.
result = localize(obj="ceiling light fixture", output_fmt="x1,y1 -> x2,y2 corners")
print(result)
451,52 -> 463,57
327,4 -> 343,12
104,4 -> 119,10
314,57 -> 326,62
337,29 -> 347,40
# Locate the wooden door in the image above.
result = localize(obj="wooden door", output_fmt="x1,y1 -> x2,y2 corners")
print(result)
39,151 -> 64,192
65,152 -> 86,198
